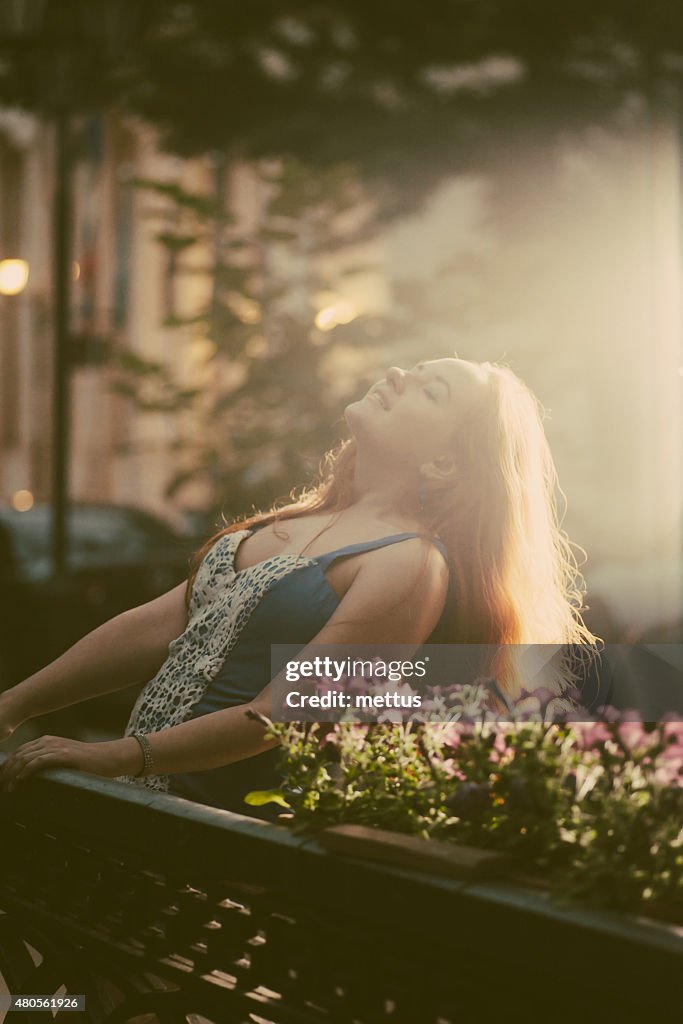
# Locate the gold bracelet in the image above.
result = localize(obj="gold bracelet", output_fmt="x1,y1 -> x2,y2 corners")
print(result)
131,734 -> 154,777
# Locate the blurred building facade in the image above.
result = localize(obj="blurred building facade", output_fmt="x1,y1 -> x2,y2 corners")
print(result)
0,110 -> 215,529
0,105 -> 681,635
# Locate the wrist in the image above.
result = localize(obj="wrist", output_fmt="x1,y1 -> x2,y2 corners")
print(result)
0,687 -> 31,729
105,737 -> 146,778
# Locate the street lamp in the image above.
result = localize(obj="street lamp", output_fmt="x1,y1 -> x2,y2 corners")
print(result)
0,1 -> 75,577
0,257 -> 29,452
0,258 -> 29,296
0,0 -> 143,577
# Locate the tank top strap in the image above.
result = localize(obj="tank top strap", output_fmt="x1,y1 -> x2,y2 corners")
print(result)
315,532 -> 448,570
429,536 -> 449,562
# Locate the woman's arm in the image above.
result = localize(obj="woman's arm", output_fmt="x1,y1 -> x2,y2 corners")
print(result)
0,581 -> 189,738
0,539 -> 447,786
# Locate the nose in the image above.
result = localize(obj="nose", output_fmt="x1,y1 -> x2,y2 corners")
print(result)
386,366 -> 407,393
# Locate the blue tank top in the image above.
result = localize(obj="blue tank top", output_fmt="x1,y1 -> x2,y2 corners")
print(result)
169,529 -> 449,817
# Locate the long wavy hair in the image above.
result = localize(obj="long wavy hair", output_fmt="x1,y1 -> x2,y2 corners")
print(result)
186,360 -> 598,702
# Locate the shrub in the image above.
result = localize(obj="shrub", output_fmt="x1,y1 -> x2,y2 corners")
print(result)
247,711 -> 683,914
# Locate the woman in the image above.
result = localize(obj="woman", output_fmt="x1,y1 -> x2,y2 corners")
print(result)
0,357 -> 597,812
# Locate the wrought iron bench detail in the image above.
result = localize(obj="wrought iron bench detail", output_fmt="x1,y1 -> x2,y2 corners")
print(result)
1,757 -> 681,1023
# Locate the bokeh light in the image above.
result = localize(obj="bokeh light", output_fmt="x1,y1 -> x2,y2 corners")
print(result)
0,259 -> 29,296
315,300 -> 357,331
11,489 -> 34,512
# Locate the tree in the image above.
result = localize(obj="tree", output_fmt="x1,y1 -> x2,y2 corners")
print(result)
3,1 -> 681,519
112,157 -> 391,518
113,1 -> 683,217
3,1 -> 683,220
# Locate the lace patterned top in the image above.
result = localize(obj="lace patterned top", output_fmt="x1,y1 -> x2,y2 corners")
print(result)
116,526 -> 449,808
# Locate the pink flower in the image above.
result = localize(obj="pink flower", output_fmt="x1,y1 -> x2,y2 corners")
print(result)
594,704 -> 625,723
572,721 -> 611,750
617,720 -> 651,752
657,729 -> 683,787
653,758 -> 683,787
440,724 -> 468,749
662,717 -> 683,749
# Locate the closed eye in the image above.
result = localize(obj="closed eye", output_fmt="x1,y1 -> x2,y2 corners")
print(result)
414,363 -> 451,403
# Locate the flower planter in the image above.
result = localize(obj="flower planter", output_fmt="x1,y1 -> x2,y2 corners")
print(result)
318,822 -> 512,880
317,822 -> 683,926
267,715 -> 683,935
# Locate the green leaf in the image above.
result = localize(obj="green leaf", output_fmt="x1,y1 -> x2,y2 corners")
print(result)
244,789 -> 291,808
155,232 -> 200,252
131,178 -> 222,218
256,227 -> 300,243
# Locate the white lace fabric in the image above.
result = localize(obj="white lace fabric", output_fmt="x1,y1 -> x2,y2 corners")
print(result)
115,529 -> 316,792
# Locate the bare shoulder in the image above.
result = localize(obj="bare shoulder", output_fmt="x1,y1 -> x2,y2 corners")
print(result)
360,534 -> 448,587
316,537 -> 449,645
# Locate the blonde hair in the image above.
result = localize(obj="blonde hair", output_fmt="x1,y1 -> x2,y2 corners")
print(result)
186,360 -> 598,702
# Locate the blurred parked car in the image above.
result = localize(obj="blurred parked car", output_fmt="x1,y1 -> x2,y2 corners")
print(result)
0,503 -> 198,694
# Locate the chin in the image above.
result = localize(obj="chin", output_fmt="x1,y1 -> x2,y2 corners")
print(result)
343,398 -> 365,430
344,398 -> 385,446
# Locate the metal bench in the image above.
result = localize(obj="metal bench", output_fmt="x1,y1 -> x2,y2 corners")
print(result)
1,757 -> 681,1023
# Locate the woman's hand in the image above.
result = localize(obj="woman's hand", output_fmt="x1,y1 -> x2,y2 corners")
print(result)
0,735 -> 142,792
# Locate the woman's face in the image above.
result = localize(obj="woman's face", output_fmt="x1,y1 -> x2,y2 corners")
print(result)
345,357 -> 489,466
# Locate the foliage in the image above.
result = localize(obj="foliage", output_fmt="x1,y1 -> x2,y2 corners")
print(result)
115,1 -> 683,219
109,159 -> 393,517
4,1 -> 680,523
249,710 -> 683,914
2,2 -> 683,220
